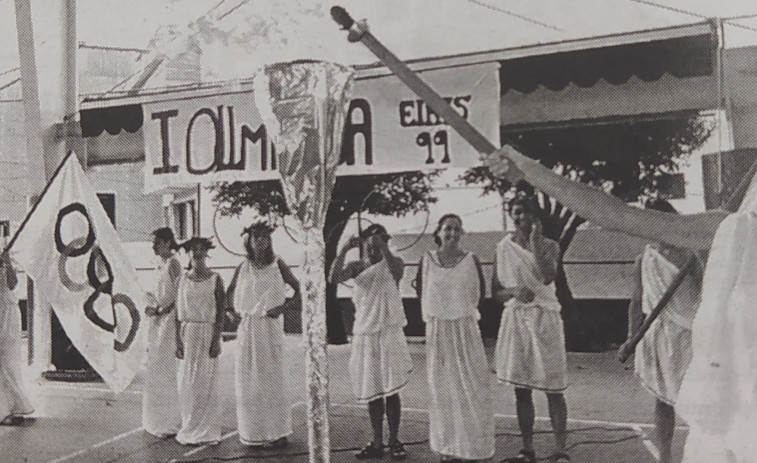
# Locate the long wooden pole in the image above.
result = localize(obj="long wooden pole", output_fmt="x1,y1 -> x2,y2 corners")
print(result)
330,6 -> 523,186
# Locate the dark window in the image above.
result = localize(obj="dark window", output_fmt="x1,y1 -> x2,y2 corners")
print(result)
97,193 -> 116,226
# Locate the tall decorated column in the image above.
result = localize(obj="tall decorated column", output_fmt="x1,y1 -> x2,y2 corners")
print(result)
255,61 -> 353,463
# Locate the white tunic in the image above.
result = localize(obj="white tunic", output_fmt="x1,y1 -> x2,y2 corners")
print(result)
232,259 -> 292,445
142,255 -> 181,437
677,213 -> 757,463
349,259 -> 412,402
494,234 -> 567,392
176,272 -> 223,446
421,251 -> 494,460
0,266 -> 33,422
635,246 -> 699,405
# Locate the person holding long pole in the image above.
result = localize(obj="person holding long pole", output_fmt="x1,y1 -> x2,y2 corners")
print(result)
623,198 -> 703,463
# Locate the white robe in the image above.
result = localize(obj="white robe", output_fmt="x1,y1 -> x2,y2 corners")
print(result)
232,259 -> 292,445
142,255 -> 181,437
494,235 -> 567,392
176,273 -> 223,445
635,246 -> 699,405
349,259 -> 412,402
678,213 -> 757,462
0,266 -> 33,421
421,251 -> 494,460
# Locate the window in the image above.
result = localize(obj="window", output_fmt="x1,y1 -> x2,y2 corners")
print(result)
171,200 -> 196,241
96,193 -> 116,226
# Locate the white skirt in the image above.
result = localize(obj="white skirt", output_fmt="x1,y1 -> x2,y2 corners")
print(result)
495,305 -> 567,392
177,322 -> 223,445
142,314 -> 181,437
235,315 -> 292,445
349,325 -> 413,403
0,329 -> 33,421
635,316 -> 692,405
427,317 -> 495,460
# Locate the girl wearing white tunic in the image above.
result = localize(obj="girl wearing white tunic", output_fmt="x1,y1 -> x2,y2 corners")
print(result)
622,199 -> 702,463
142,228 -> 182,437
330,224 -> 412,461
226,221 -> 300,448
494,195 -> 568,463
415,214 -> 494,463
175,237 -> 225,446
0,251 -> 33,425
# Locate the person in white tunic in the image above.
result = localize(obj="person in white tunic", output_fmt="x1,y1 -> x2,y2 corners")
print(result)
0,251 -> 33,425
330,224 -> 412,461
175,237 -> 225,446
226,220 -> 301,448
484,145 -> 757,463
621,199 -> 702,463
493,194 -> 568,463
142,228 -> 182,438
415,214 -> 494,463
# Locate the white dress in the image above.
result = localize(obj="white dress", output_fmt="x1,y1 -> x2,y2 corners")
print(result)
421,251 -> 494,460
677,213 -> 757,463
0,266 -> 33,422
635,246 -> 699,406
176,272 -> 223,445
232,258 -> 292,445
494,234 -> 567,392
349,259 -> 412,402
142,255 -> 181,437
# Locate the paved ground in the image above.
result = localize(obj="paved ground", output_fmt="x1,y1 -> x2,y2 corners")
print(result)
0,336 -> 687,462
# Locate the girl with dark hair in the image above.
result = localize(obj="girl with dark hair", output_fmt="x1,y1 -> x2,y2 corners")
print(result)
494,194 -> 569,463
175,237 -> 225,446
622,199 -> 702,463
142,228 -> 182,437
415,214 -> 494,462
0,251 -> 33,426
226,221 -> 301,448
330,223 -> 412,461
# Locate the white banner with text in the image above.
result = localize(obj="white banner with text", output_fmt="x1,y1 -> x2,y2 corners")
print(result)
143,62 -> 499,192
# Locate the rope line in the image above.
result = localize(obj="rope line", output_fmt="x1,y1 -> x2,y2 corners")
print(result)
460,0 -> 563,31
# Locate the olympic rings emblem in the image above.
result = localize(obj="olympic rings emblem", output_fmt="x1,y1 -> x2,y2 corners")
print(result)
55,202 -> 140,352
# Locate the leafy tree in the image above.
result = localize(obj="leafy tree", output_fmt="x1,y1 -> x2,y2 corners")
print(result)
462,114 -> 714,351
211,171 -> 439,344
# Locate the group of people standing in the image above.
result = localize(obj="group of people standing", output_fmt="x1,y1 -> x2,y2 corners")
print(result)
0,190 -> 699,463
141,222 -> 300,448
330,193 -> 569,463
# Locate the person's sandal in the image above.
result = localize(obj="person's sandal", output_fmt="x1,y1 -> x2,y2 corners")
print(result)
501,448 -> 537,463
355,442 -> 384,460
389,441 -> 407,460
551,452 -> 570,463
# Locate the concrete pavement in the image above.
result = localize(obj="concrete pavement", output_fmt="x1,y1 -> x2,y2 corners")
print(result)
0,336 -> 682,462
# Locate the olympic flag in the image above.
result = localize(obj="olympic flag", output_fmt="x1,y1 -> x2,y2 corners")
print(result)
11,153 -> 146,393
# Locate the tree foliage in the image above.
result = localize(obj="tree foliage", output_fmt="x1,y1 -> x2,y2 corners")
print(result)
210,170 -> 440,344
461,114 -> 714,351
463,114 -> 714,201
